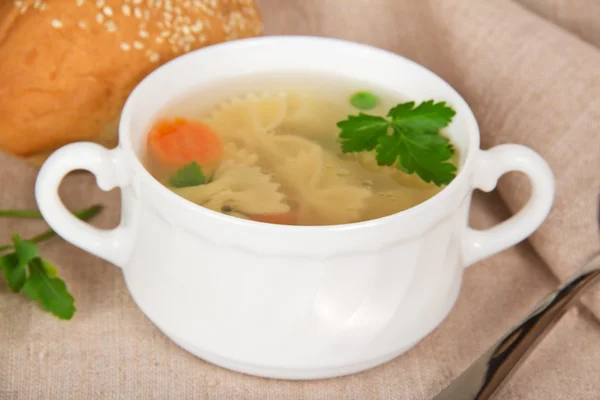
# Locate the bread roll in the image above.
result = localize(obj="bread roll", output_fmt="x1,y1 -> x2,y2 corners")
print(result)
0,0 -> 263,165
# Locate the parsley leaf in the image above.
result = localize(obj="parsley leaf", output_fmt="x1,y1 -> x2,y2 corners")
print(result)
337,100 -> 458,186
337,114 -> 390,153
376,132 -> 457,186
0,235 -> 38,292
0,235 -> 75,319
22,258 -> 75,320
388,100 -> 456,134
169,161 -> 207,188
1,254 -> 24,292
0,205 -> 101,320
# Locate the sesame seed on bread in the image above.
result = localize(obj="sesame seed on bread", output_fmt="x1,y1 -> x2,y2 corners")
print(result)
0,0 -> 263,165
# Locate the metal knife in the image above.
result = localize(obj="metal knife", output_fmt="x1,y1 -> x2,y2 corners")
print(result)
432,252 -> 600,400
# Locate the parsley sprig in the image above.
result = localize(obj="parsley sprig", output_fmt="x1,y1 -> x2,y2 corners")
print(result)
169,161 -> 207,188
0,205 -> 102,320
337,100 -> 457,186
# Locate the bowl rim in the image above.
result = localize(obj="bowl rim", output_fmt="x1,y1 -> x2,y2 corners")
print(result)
118,35 -> 480,232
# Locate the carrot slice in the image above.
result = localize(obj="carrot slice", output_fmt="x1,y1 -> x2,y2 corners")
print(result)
148,117 -> 224,169
248,211 -> 297,226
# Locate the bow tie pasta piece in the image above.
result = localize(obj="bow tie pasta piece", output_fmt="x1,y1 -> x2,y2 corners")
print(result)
252,92 -> 288,131
202,189 -> 288,215
172,161 -> 290,215
279,91 -> 348,139
223,142 -> 259,166
275,148 -> 371,225
225,130 -> 322,170
258,134 -> 322,165
205,92 -> 288,142
204,92 -> 327,171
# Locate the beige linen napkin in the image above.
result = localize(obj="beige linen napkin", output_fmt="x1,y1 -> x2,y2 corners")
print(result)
1,0 -> 600,399
519,0 -> 600,47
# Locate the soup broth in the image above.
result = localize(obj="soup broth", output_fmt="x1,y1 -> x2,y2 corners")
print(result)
144,72 -> 459,226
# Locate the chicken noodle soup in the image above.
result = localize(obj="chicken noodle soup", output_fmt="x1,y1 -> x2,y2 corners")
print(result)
144,73 -> 459,226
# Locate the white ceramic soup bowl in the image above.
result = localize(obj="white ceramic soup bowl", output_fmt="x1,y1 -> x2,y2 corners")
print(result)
35,36 -> 555,380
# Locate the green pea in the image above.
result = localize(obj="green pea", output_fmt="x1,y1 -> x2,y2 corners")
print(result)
350,91 -> 378,110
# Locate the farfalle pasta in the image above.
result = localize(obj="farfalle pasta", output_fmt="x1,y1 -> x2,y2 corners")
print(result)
144,77 -> 457,225
172,161 -> 290,215
205,92 -> 288,140
223,143 -> 259,166
274,148 -> 372,225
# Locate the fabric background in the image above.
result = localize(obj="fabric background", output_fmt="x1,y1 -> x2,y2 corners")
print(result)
1,0 -> 599,399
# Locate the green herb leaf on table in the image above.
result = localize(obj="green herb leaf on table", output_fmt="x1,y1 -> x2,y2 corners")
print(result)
1,254 -> 25,292
0,205 -> 101,320
0,235 -> 75,319
337,100 -> 457,186
0,205 -> 103,254
350,91 -> 378,110
0,235 -> 38,292
22,258 -> 75,320
169,161 -> 207,188
0,209 -> 45,218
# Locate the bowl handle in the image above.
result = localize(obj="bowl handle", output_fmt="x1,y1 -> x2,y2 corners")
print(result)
35,143 -> 133,268
462,144 -> 555,267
